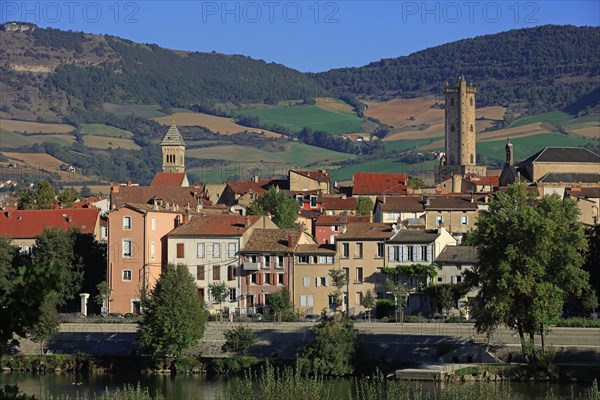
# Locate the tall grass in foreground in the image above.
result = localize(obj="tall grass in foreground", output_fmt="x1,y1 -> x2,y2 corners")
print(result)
222,365 -> 600,400
36,383 -> 164,400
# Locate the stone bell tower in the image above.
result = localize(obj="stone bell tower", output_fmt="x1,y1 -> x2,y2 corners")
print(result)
161,120 -> 186,173
444,76 -> 477,167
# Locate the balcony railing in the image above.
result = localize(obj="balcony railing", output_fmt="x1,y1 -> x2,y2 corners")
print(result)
243,262 -> 260,271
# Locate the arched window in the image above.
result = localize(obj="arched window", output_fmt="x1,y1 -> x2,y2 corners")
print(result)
470,124 -> 474,132
470,97 -> 473,106
450,124 -> 455,132
470,154 -> 474,164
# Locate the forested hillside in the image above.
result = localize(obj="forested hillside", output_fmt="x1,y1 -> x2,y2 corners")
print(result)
314,25 -> 600,113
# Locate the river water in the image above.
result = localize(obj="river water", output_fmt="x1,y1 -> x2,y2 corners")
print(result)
0,372 -> 592,399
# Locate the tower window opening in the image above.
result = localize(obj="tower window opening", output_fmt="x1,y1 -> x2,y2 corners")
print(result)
470,97 -> 473,106
450,98 -> 454,106
450,124 -> 455,132
470,124 -> 474,132
470,154 -> 474,164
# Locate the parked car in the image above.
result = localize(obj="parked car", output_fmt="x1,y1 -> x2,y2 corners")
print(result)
304,314 -> 318,322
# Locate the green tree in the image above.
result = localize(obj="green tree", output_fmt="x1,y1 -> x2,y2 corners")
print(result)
266,288 -> 292,322
408,176 -> 426,187
57,188 -> 80,208
80,185 -> 92,197
18,180 -> 56,210
386,279 -> 408,322
28,291 -> 60,354
297,315 -> 357,376
208,281 -> 228,322
328,268 -> 348,316
0,236 -> 62,350
31,228 -> 83,307
222,325 -> 256,355
248,186 -> 300,229
438,285 -> 454,317
138,263 -> 207,359
466,184 -> 590,364
356,196 -> 374,216
363,290 -> 376,322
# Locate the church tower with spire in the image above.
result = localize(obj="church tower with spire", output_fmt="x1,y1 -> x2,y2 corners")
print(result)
161,120 -> 186,173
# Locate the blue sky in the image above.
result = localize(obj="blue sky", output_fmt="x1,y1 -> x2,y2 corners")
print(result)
1,1 -> 598,72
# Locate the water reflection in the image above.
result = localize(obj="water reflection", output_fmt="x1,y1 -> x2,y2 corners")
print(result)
0,372 -> 590,400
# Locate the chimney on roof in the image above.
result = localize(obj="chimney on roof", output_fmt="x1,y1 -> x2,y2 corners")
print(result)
424,197 -> 431,206
333,181 -> 338,188
382,194 -> 386,204
244,216 -> 251,228
470,194 -> 474,203
288,233 -> 294,248
253,175 -> 259,183
437,223 -> 445,234
111,182 -> 120,193
341,224 -> 348,234
184,203 -> 191,223
5,211 -> 11,218
127,180 -> 133,186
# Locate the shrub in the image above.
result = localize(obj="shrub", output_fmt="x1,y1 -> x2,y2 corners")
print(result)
375,299 -> 395,319
222,325 -> 256,355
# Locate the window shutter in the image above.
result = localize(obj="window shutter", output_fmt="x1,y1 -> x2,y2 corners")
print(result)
270,273 -> 276,286
401,246 -> 408,262
414,245 -> 420,262
388,246 -> 393,262
427,245 -> 432,261
258,273 -> 263,285
283,273 -> 288,286
177,243 -> 184,258
213,265 -> 220,281
451,276 -> 457,284
307,295 -> 314,307
300,295 -> 306,307
246,275 -> 250,285
316,277 -> 320,287
325,277 -> 329,287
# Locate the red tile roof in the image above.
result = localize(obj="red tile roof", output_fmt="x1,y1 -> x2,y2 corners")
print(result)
0,208 -> 100,239
167,215 -> 262,237
241,229 -> 303,253
315,215 -> 370,226
150,172 -> 187,187
464,175 -> 499,187
111,185 -> 210,209
226,180 -> 273,196
352,172 -> 408,195
336,223 -> 395,240
291,170 -> 330,183
322,196 -> 357,210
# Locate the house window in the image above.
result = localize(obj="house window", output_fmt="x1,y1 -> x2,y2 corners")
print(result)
377,291 -> 385,300
150,242 -> 155,261
356,267 -> 363,283
318,256 -> 334,264
450,98 -> 454,107
436,215 -> 444,226
450,124 -> 455,132
356,292 -> 364,306
277,255 -> 284,268
251,273 -> 258,284
438,277 -> 443,282
197,243 -> 205,258
299,295 -> 314,307
460,216 -> 469,226
332,225 -> 339,232
229,288 -> 237,302
197,288 -> 205,300
122,270 -> 132,281
316,277 -> 328,287
407,246 -> 414,261
303,276 -> 310,287
250,255 -> 258,263
264,272 -> 271,285
213,243 -> 220,258
377,243 -> 384,258
213,265 -> 220,280
228,265 -> 236,281
298,255 -> 310,264
123,216 -> 131,230
393,246 -> 400,261
310,196 -> 318,208
421,246 -> 428,261
355,243 -> 363,258
228,243 -> 236,258
296,195 -> 304,205
264,256 -> 271,268
122,239 -> 132,258
389,212 -> 400,221
176,243 -> 184,258
342,243 -> 349,258
197,265 -> 205,280
278,273 -> 284,285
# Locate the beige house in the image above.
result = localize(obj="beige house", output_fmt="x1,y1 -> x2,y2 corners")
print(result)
289,170 -> 330,194
166,215 -> 277,314
566,187 -> 600,226
293,243 -> 337,316
424,196 -> 483,241
385,227 -> 457,314
374,196 -> 425,225
334,223 -> 395,316
434,245 -> 479,319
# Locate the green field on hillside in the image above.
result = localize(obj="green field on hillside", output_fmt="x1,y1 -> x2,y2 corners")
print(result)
236,105 -> 362,135
103,104 -> 165,119
0,130 -> 74,148
80,124 -> 134,138
478,132 -> 597,162
510,111 -> 599,129
330,159 -> 438,182
384,138 -> 442,153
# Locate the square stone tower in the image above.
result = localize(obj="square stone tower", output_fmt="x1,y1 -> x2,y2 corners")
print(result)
161,122 -> 186,173
444,76 -> 477,167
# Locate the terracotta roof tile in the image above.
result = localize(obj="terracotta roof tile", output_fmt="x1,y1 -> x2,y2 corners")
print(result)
336,223 -> 394,240
168,215 -> 261,237
295,244 -> 336,255
226,180 -> 274,195
241,229 -> 302,253
376,196 -> 424,212
352,172 -> 408,195
322,196 -> 357,210
150,172 -> 187,187
111,185 -> 209,209
463,175 -> 500,187
0,208 -> 100,239
315,215 -> 370,226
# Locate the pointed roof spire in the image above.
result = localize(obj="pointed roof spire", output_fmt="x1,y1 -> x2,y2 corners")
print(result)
161,120 -> 185,146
